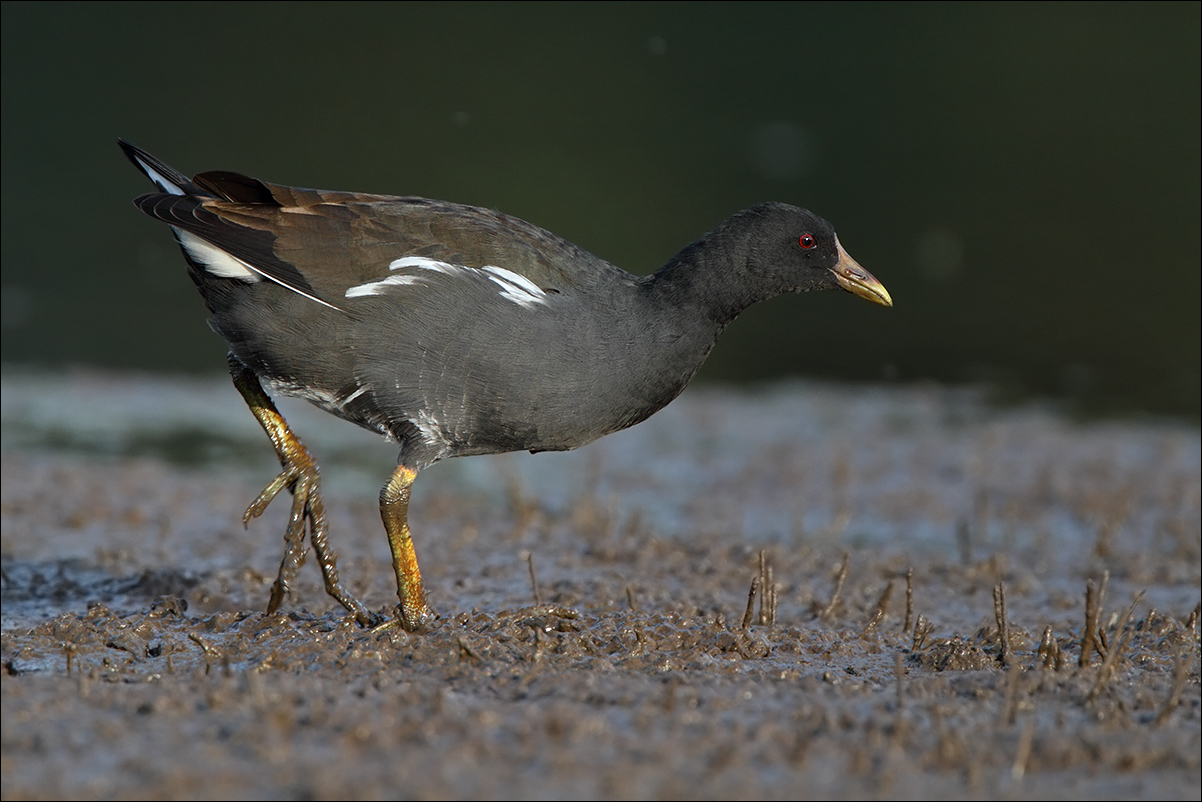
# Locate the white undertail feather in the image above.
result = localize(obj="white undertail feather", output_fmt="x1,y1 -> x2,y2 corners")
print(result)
132,154 -> 186,195
174,230 -> 342,311
175,229 -> 259,281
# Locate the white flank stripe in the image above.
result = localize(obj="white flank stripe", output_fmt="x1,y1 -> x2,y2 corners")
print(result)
355,255 -> 549,309
388,256 -> 458,275
481,266 -> 548,308
345,274 -> 426,297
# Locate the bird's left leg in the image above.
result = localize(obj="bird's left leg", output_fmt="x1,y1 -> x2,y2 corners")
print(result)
229,354 -> 379,626
380,464 -> 435,631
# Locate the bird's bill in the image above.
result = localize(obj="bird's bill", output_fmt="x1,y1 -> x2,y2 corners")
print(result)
831,240 -> 892,307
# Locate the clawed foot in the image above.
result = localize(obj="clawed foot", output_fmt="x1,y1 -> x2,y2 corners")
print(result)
366,602 -> 437,635
243,443 -> 379,628
242,446 -> 314,614
396,601 -> 437,633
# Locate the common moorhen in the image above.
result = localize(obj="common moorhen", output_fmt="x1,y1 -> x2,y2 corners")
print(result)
120,139 -> 891,631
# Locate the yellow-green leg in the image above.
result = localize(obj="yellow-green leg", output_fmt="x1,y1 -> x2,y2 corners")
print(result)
380,465 -> 435,631
229,355 -> 379,627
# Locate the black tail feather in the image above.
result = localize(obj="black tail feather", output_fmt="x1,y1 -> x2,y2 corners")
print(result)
118,139 -> 203,196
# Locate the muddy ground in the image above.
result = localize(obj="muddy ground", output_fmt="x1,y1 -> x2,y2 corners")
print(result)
2,370 -> 1199,800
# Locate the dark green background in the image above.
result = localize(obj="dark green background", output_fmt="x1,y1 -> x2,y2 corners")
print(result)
2,2 -> 1198,419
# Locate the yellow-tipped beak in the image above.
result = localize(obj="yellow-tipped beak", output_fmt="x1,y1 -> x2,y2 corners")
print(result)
831,239 -> 892,307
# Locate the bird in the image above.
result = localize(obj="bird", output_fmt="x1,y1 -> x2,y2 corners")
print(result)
119,139 -> 891,631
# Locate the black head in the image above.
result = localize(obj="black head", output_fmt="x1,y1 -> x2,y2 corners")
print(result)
740,202 -> 892,305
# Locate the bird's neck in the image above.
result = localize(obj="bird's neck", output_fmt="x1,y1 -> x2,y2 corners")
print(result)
641,215 -> 781,327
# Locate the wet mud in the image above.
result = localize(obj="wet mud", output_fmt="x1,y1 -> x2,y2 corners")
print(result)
2,372 -> 1199,799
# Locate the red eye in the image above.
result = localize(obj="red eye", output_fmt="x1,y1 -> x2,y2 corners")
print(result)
799,234 -> 816,250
